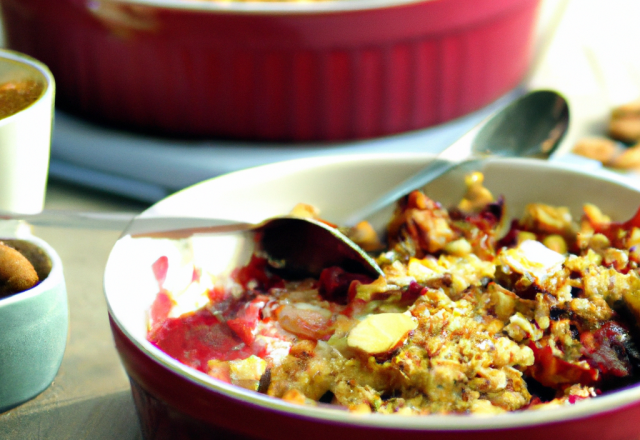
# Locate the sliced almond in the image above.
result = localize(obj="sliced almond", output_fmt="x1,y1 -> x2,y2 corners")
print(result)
347,313 -> 417,355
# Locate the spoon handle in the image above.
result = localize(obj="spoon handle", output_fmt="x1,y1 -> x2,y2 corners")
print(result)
342,90 -> 568,227
126,218 -> 254,239
343,132 -> 477,226
0,209 -> 254,238
342,159 -> 455,225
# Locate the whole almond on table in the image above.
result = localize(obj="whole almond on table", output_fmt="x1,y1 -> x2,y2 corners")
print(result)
609,100 -> 640,143
571,137 -> 619,163
609,143 -> 640,169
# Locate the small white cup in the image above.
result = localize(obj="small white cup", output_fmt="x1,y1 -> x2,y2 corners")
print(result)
0,49 -> 55,214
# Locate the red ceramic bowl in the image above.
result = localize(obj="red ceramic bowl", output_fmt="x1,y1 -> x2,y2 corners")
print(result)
2,0 -> 540,141
105,155 -> 640,440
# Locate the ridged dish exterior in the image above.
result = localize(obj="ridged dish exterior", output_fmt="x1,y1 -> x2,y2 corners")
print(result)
2,0 -> 538,140
111,319 -> 640,440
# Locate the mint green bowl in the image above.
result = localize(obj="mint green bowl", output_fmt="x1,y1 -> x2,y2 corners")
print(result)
0,235 -> 68,413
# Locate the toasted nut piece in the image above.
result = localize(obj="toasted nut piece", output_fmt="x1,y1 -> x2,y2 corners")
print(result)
516,231 -> 537,245
458,171 -> 494,213
583,203 -> 611,225
542,234 -> 567,254
588,233 -> 611,252
498,239 -> 565,284
609,100 -> 640,143
444,238 -> 472,256
603,248 -> 628,271
571,137 -> 618,164
229,355 -> 267,391
277,304 -> 333,340
289,339 -> 317,358
609,117 -> 640,143
3,239 -> 51,281
347,221 -> 382,252
610,144 -> 640,169
289,203 -> 320,218
281,389 -> 307,405
0,241 -> 39,297
207,359 -> 231,383
349,403 -> 372,414
347,313 -> 417,355
612,100 -> 640,118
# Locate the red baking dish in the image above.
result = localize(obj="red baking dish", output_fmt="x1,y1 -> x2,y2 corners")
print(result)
1,0 -> 540,141
104,155 -> 640,440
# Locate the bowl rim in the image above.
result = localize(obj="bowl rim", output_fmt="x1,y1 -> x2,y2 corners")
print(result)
101,0 -> 439,14
104,154 -> 640,431
0,234 -> 64,308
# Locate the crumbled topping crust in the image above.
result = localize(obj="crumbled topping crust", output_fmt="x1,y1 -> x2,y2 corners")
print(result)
147,173 -> 640,415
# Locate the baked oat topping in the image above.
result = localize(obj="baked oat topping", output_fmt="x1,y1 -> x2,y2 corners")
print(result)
147,173 -> 640,415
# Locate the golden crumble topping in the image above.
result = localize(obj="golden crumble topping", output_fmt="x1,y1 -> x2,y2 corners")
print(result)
147,173 -> 640,415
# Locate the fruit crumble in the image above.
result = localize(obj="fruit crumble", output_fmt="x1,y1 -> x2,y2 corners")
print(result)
146,172 -> 640,415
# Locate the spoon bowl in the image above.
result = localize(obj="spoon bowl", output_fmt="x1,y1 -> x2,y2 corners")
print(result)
126,215 -> 384,279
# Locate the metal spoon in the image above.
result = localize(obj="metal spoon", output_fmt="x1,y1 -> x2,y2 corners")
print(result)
0,210 -> 384,279
16,90 -> 566,279
128,89 -> 568,279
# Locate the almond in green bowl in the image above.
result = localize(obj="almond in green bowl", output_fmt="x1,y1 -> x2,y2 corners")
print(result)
0,235 -> 67,412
